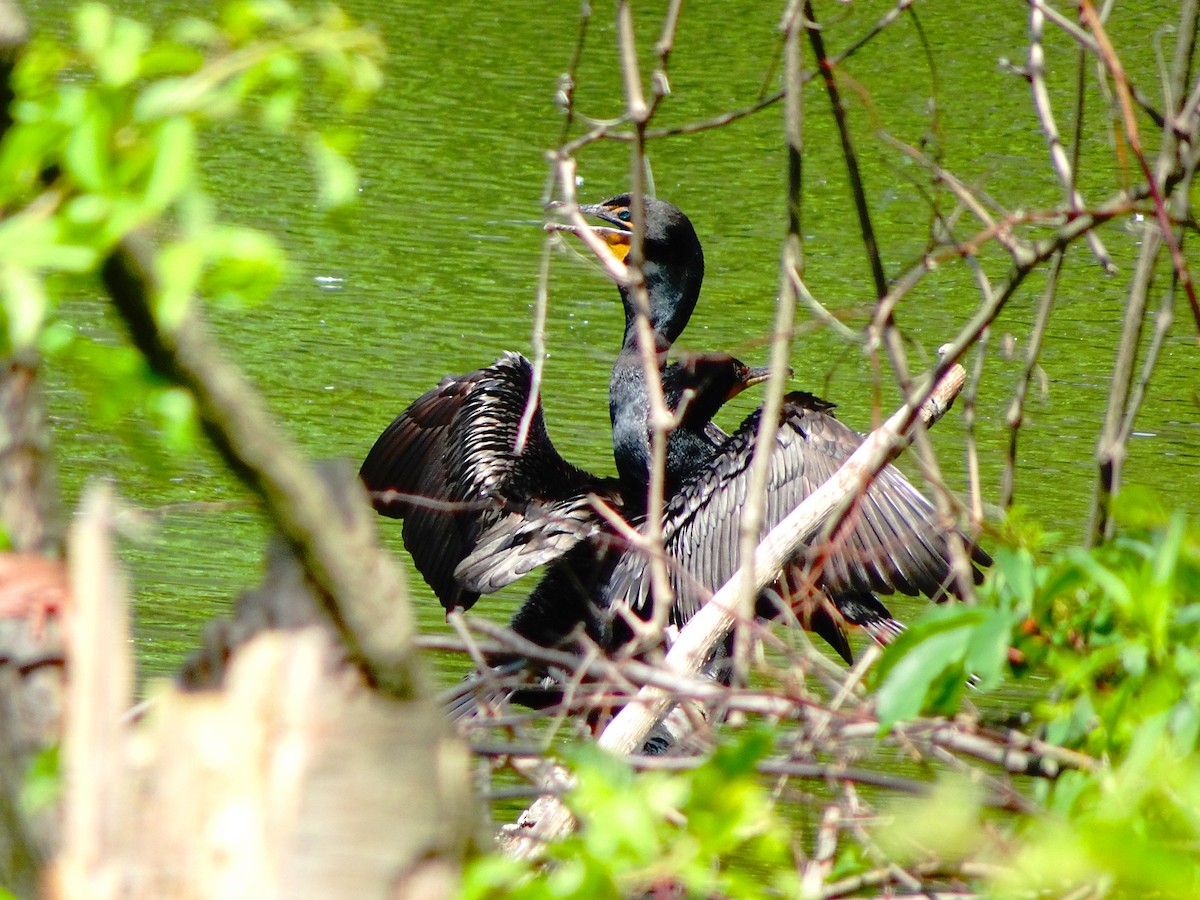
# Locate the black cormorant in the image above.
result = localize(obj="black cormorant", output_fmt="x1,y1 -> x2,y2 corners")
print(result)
359,347 -> 770,652
556,195 -> 990,663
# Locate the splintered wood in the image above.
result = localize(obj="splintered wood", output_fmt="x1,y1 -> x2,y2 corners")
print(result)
51,486 -> 476,900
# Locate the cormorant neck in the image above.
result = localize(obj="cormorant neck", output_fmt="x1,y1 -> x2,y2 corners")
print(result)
609,350 -> 725,507
610,348 -> 654,505
618,253 -> 704,350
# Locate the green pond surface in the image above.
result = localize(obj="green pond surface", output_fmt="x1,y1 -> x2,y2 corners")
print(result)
21,0 -> 1199,697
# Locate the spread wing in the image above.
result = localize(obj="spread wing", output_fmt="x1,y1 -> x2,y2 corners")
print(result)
360,352 -> 620,611
609,390 -> 989,629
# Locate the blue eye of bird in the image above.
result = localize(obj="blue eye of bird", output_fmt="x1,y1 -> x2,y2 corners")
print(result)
618,209 -> 631,222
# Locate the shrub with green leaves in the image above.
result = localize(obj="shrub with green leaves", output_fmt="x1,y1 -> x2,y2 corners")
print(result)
462,731 -> 803,900
0,0 -> 381,445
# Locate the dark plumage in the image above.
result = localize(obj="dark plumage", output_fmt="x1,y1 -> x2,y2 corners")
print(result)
360,195 -> 743,659
359,349 -> 770,653
360,352 -> 621,617
605,389 -> 988,661
563,195 -> 990,663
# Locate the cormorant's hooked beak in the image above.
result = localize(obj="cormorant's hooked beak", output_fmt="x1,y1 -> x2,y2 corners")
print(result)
544,200 -> 634,269
728,363 -> 790,401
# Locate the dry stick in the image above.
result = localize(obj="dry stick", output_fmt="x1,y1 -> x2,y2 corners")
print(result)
1004,25 -> 1091,509
825,110 -> 980,584
462,617 -> 755,715
60,485 -> 131,899
648,0 -> 683,114
1027,0 -> 1099,53
1029,1 -> 1167,129
787,259 -> 861,342
949,254 -> 995,535
1081,0 -> 1200,335
925,743 -> 1040,816
514,236 -> 554,454
643,357 -> 955,743
806,11 -> 913,415
800,803 -> 841,896
799,0 -> 977,623
822,860 -> 998,900
916,250 -> 992,580
545,165 -> 675,639
788,644 -> 880,770
1028,4 -> 1115,272
755,761 -> 942,802
876,176 -> 1153,391
804,0 -> 888,300
830,719 -> 1098,776
763,753 -> 1032,815
601,0 -> 917,144
610,2 -> 681,647
1090,221 -> 1168,543
879,133 -> 1035,266
730,1 -> 805,693
961,331 -> 987,527
1002,251 -> 1064,509
502,364 -> 968,858
1119,245 -> 1191,458
100,237 -> 422,698
1086,0 -> 1200,541
553,1 -> 591,147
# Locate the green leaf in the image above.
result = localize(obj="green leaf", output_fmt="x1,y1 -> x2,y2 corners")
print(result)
873,607 -> 985,729
964,607 -> 1016,688
138,40 -> 206,79
169,16 -> 224,48
343,53 -> 385,108
459,854 -> 536,900
38,321 -> 75,356
993,546 -> 1036,608
153,239 -> 203,330
135,77 -> 210,120
21,745 -> 61,816
64,193 -> 114,227
1066,548 -> 1133,610
74,3 -> 114,62
0,216 -> 97,273
141,117 -> 196,213
0,119 -> 65,203
1150,513 -> 1185,589
307,133 -> 359,209
1,262 -> 49,351
150,387 -> 199,451
259,86 -> 300,131
97,16 -> 150,87
198,226 -> 285,307
63,95 -> 113,192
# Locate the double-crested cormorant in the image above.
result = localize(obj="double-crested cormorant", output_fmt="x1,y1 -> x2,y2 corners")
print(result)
557,195 -> 990,662
359,351 -> 623,618
359,346 -> 770,653
360,194 -> 739,659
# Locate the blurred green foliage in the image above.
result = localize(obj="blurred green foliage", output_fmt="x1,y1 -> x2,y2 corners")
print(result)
462,730 -> 803,900
465,501 -> 1200,898
0,0 -> 382,452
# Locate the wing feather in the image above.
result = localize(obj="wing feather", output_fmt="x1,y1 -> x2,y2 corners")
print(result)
606,390 -> 986,649
360,353 -> 618,610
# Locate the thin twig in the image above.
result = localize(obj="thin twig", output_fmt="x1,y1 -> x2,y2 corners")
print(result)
1027,4 -> 1115,271
1080,0 -> 1199,335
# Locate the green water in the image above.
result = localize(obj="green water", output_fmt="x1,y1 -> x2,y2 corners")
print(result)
21,0 -> 1199,683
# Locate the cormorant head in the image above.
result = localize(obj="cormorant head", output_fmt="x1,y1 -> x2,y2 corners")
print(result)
553,194 -> 705,348
664,353 -> 777,429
